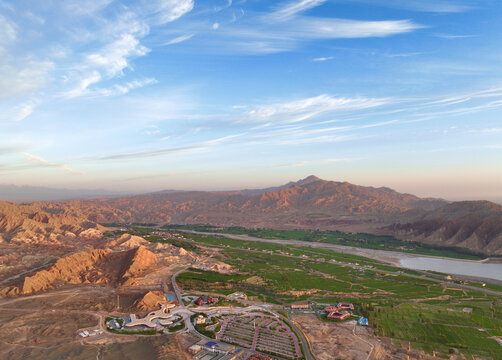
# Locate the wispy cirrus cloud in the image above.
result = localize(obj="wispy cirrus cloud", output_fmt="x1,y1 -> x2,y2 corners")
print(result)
275,157 -> 352,168
435,33 -> 477,39
98,133 -> 246,160
162,33 -> 194,46
244,94 -> 389,124
21,153 -> 84,175
270,0 -> 327,21
312,56 -> 333,62
335,0 -> 474,13
165,0 -> 422,54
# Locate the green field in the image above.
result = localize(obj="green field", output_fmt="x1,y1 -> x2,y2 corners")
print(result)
170,233 -> 502,359
164,225 -> 487,260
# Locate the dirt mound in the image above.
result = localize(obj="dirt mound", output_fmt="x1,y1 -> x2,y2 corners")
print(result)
106,233 -> 150,249
134,290 -> 167,311
192,259 -> 232,273
1,246 -> 158,296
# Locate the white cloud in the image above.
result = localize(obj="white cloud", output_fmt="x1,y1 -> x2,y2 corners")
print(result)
344,0 -> 473,13
67,78 -> 157,99
163,33 -> 194,45
271,0 -> 327,21
435,34 -> 477,39
196,12 -> 421,54
246,94 -> 389,123
294,17 -> 421,39
87,33 -> 150,77
12,102 -> 35,121
312,56 -> 333,61
212,22 -> 220,30
21,153 -> 85,175
140,0 -> 194,25
0,15 -> 16,44
64,0 -> 114,15
0,60 -> 54,100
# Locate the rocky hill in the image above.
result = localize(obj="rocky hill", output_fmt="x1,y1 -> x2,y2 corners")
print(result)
386,201 -> 502,255
75,176 -> 447,227
0,201 -> 105,245
1,176 -> 501,255
1,245 -> 157,296
134,290 -> 168,311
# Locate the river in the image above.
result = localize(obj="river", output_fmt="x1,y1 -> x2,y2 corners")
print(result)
399,257 -> 502,281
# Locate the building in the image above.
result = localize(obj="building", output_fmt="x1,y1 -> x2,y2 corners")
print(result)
195,314 -> 207,325
337,302 -> 354,311
324,305 -> 339,313
290,302 -> 310,310
327,311 -> 350,321
195,295 -> 215,306
189,344 -> 202,354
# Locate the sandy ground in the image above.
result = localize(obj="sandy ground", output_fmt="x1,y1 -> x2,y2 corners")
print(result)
292,314 -> 383,360
293,314 -> 444,360
0,283 -> 198,360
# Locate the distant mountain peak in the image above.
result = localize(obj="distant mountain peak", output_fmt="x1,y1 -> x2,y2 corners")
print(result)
294,175 -> 322,185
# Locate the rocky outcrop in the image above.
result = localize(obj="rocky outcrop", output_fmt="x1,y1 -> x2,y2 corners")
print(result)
134,290 -> 167,311
1,246 -> 158,296
119,246 -> 158,284
21,249 -> 109,294
0,201 -> 104,245
105,233 -> 150,249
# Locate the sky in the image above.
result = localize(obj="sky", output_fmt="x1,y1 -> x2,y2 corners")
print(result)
0,0 -> 501,202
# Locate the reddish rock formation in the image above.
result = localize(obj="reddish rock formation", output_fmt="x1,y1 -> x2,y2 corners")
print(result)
134,290 -> 167,311
1,246 -> 158,296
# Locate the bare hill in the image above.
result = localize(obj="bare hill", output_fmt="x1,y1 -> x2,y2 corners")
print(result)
0,201 -> 105,245
386,201 -> 502,254
1,245 -> 157,296
76,177 -> 447,226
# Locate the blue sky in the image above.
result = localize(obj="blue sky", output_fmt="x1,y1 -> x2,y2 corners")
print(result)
0,0 -> 501,201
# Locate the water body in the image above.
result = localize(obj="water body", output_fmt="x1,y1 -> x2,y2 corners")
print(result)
400,257 -> 502,281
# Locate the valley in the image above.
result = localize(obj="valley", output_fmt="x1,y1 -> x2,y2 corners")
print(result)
1,223 -> 500,360
0,177 -> 501,360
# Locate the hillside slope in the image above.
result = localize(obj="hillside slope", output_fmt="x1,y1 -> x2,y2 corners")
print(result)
1,245 -> 157,296
386,201 -> 502,255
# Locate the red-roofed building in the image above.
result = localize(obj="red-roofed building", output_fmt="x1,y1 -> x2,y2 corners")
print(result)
337,302 -> 354,311
327,311 -> 350,321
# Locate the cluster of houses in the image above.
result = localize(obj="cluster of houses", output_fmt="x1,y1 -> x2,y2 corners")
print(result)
195,295 -> 216,306
324,302 -> 354,321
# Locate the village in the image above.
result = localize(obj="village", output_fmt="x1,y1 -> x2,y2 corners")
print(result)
77,286 -> 367,360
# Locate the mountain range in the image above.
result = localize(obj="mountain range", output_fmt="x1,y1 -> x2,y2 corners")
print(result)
1,176 -> 501,254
